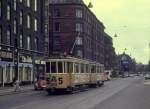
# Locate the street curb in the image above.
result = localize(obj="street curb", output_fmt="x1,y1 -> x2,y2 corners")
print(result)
0,89 -> 33,96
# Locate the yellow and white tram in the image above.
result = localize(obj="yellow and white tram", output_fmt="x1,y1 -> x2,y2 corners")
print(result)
45,57 -> 105,94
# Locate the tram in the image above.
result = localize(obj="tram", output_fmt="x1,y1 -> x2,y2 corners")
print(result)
45,57 -> 105,94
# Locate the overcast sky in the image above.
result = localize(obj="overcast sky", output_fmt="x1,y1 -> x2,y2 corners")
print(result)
84,0 -> 150,64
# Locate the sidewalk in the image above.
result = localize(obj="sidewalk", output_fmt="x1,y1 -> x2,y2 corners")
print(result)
0,85 -> 34,96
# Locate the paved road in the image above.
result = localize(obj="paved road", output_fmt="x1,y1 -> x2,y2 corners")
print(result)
0,77 -> 149,109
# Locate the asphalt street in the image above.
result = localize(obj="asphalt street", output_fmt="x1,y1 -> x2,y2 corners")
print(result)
0,77 -> 149,109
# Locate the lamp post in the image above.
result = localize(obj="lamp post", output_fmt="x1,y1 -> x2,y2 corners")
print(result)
14,38 -> 19,81
88,0 -> 93,8
148,42 -> 150,71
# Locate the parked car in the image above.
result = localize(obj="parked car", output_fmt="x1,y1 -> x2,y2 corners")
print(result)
34,79 -> 46,90
104,70 -> 112,80
144,74 -> 150,80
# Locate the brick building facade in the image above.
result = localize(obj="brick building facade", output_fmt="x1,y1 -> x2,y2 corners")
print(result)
48,0 -> 105,64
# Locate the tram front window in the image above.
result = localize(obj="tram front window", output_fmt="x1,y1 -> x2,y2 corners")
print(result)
46,62 -> 50,73
51,62 -> 57,73
58,62 -> 63,73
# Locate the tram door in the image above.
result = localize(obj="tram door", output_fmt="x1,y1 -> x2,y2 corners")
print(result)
0,66 -> 3,86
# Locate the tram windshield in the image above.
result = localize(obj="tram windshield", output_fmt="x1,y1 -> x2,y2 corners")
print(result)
58,62 -> 63,73
46,60 -> 75,74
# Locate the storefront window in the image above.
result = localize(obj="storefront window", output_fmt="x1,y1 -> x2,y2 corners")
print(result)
12,66 -> 15,80
6,66 -> 11,82
19,67 -> 23,81
25,67 -> 31,81
0,66 -> 3,84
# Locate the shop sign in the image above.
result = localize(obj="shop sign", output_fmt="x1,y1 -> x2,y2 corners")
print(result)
20,55 -> 32,63
0,51 -> 13,59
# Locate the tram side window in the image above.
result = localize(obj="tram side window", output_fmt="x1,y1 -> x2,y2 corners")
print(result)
58,62 -> 63,73
101,67 -> 104,73
86,64 -> 89,73
99,67 -> 102,73
91,65 -> 96,73
96,66 -> 99,73
74,63 -> 79,73
81,64 -> 84,73
46,62 -> 50,73
51,62 -> 57,73
67,62 -> 73,73
91,66 -> 94,73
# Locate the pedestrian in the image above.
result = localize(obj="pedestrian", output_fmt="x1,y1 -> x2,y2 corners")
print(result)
14,79 -> 21,92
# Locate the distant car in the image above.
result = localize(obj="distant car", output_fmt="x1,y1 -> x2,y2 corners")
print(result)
144,74 -> 150,80
104,70 -> 112,80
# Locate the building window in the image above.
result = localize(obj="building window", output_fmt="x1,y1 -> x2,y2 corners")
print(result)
14,0 -> 17,11
19,34 -> 23,48
76,37 -> 82,45
76,9 -> 82,18
76,23 -> 82,32
0,1 -> 1,17
0,27 -> 2,43
7,29 -> 11,45
77,50 -> 83,58
14,20 -> 17,34
34,19 -> 37,31
27,15 -> 30,28
19,11 -> 23,25
34,38 -> 38,50
7,5 -> 10,20
54,9 -> 60,17
27,36 -> 31,50
54,22 -> 60,31
34,0 -> 37,11
26,0 -> 30,7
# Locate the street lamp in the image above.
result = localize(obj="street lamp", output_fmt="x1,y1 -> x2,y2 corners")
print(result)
88,0 -> 93,8
148,42 -> 150,71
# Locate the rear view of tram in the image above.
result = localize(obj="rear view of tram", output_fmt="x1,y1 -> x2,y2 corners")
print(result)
45,57 -> 105,94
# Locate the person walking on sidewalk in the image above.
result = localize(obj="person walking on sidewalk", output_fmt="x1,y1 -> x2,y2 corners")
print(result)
14,79 -> 21,92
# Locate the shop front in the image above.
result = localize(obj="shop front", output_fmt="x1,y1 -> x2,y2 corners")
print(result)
0,61 -> 14,87
18,63 -> 33,84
